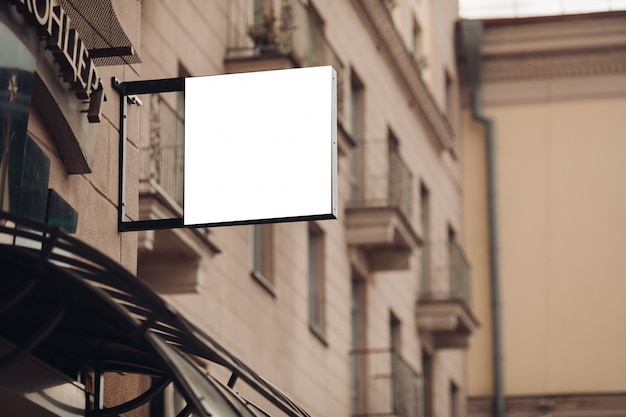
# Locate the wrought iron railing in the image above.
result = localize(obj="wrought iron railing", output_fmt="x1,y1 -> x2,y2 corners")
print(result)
419,241 -> 471,307
348,142 -> 414,224
226,0 -> 344,119
139,93 -> 185,209
350,348 -> 423,417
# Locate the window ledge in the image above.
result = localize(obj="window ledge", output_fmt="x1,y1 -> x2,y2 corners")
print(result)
308,323 -> 328,347
250,270 -> 277,298
416,300 -> 479,349
344,206 -> 421,271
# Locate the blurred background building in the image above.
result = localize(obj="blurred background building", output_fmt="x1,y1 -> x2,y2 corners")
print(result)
459,7 -> 626,417
459,0 -> 626,18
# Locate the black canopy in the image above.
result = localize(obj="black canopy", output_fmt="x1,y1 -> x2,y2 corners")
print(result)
0,212 -> 310,417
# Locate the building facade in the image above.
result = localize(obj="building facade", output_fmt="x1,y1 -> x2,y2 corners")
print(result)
460,11 -> 626,417
0,1 -> 476,417
137,1 -> 476,417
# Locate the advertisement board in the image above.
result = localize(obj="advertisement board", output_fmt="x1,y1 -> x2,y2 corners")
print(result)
184,66 -> 337,226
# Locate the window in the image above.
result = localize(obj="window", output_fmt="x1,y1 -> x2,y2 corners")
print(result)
351,278 -> 366,350
448,225 -> 457,297
174,64 -> 188,205
445,70 -> 453,114
412,17 -> 423,64
253,0 -> 265,28
349,70 -> 365,201
450,381 -> 459,417
308,222 -> 326,341
250,0 -> 275,47
444,68 -> 459,140
389,313 -> 401,414
350,277 -> 366,415
420,183 -> 431,295
420,183 -> 430,237
249,224 -> 275,296
388,130 -> 400,205
388,129 -> 412,219
390,312 -> 401,352
306,2 -> 325,65
422,351 -> 433,417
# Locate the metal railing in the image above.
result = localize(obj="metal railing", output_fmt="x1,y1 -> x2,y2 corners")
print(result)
226,0 -> 344,119
419,241 -> 471,307
350,348 -> 423,417
348,142 -> 414,224
139,93 -> 185,209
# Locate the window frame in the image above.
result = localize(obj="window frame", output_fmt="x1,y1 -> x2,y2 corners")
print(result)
249,223 -> 276,297
307,222 -> 327,344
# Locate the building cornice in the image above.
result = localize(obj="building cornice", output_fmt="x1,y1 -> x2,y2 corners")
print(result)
468,392 -> 626,417
354,0 -> 454,152
480,13 -> 626,83
483,48 -> 626,82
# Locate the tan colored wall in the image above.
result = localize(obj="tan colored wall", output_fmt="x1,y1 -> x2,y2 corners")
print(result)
462,110 -> 493,397
463,12 -> 626,400
18,6 -> 141,272
487,96 -> 626,395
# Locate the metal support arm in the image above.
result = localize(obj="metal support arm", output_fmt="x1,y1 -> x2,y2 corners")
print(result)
111,77 -> 186,232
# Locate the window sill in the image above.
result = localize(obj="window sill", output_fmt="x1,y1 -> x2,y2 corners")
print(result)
309,322 -> 328,347
250,270 -> 277,298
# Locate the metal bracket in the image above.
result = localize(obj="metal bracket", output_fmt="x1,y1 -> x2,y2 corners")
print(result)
111,77 -> 186,232
111,76 -> 336,232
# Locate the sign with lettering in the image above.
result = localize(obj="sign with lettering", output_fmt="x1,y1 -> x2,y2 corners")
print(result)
184,66 -> 338,226
8,0 -> 104,122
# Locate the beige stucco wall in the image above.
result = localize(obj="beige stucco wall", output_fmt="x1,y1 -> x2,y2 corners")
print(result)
490,96 -> 626,395
138,1 -> 470,417
462,110 -> 493,397
11,1 -> 142,272
463,13 -> 626,399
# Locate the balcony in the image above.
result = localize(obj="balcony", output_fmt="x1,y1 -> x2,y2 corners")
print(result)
225,0 -> 344,121
345,143 -> 420,272
137,93 -> 219,293
140,93 -> 185,210
350,348 -> 423,417
416,242 -> 478,349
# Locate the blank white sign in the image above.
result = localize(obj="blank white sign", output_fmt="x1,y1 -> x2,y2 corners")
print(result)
184,66 -> 337,226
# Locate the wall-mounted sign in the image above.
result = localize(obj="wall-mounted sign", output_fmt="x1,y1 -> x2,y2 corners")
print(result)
8,0 -> 104,122
184,66 -> 338,226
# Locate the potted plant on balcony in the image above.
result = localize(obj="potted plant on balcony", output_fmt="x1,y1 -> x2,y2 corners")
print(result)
247,12 -> 276,49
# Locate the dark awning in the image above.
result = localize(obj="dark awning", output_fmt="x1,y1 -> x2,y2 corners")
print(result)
57,0 -> 141,66
0,212 -> 310,417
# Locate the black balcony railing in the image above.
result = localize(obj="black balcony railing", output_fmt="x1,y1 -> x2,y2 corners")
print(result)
139,93 -> 185,209
350,348 -> 423,417
226,0 -> 344,119
348,142 -> 414,224
419,241 -> 471,306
